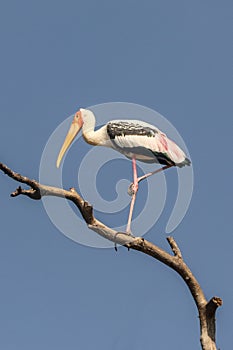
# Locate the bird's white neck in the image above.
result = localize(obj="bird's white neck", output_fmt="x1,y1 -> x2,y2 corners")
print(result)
82,111 -> 96,134
81,111 -> 109,146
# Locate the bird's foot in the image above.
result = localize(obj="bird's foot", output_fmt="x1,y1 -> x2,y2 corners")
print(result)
127,183 -> 134,196
114,230 -> 134,252
127,182 -> 138,196
125,228 -> 134,236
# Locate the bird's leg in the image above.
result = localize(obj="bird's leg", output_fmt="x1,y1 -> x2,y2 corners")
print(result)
137,164 -> 174,184
126,163 -> 174,234
126,157 -> 138,234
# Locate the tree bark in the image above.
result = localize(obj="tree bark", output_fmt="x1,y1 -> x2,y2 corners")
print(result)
0,162 -> 222,349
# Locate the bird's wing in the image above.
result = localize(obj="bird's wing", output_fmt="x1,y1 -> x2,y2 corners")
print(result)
107,120 -> 190,166
107,120 -> 160,139
106,120 -> 172,163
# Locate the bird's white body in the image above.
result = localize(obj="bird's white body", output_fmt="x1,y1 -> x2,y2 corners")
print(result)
80,109 -> 190,167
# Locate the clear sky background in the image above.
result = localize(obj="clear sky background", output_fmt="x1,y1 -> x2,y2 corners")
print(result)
0,1 -> 232,349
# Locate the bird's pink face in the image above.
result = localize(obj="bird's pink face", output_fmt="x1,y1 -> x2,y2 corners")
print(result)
56,110 -> 84,168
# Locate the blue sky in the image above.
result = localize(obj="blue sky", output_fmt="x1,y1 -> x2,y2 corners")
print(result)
0,1 -> 232,349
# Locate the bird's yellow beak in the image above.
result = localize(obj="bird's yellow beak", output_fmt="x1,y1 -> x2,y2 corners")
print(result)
56,111 -> 83,168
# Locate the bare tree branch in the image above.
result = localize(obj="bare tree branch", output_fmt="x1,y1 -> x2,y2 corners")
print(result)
167,236 -> 183,259
0,162 -> 222,350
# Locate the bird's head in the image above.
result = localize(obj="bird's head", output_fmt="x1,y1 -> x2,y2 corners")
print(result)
56,109 -> 84,168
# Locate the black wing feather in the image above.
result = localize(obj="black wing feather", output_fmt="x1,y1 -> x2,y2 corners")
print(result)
107,121 -> 158,139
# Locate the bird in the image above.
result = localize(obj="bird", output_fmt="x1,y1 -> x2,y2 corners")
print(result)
56,108 -> 191,234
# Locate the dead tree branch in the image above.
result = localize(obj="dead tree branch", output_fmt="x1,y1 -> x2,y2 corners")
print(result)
0,162 -> 222,350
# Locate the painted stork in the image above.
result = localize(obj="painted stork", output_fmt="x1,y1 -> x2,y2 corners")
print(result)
56,108 -> 190,233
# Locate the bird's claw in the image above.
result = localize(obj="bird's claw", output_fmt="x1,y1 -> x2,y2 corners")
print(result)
127,183 -> 134,196
114,230 -> 134,251
125,230 -> 133,236
127,183 -> 138,196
